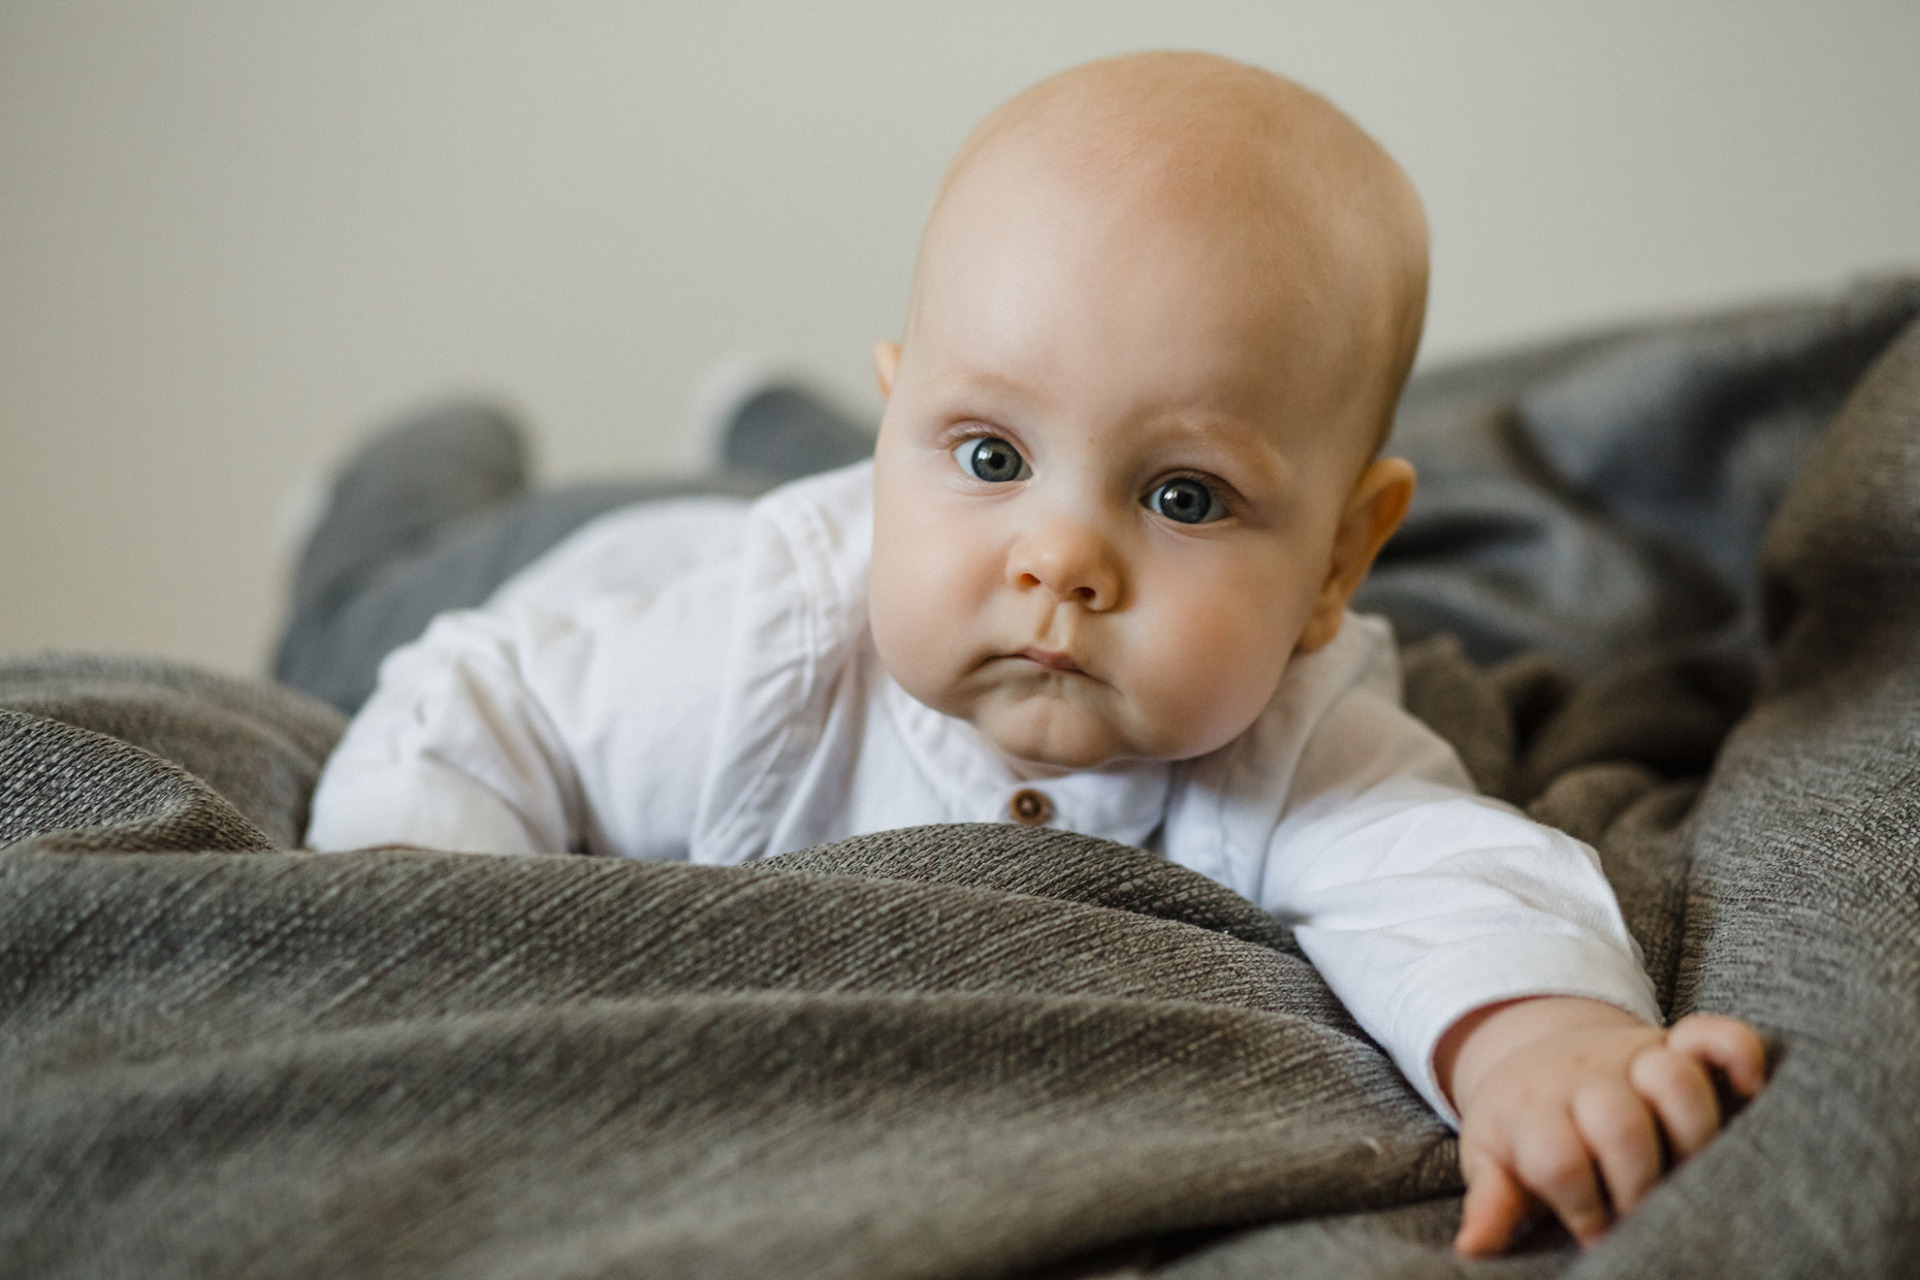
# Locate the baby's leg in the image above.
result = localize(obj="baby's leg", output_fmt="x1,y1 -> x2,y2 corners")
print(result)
275,400 -> 527,708
702,376 -> 876,479
274,401 -> 724,714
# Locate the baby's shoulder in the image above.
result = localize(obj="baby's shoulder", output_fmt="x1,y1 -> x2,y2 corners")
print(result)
478,459 -> 875,620
486,495 -> 754,616
744,459 -> 876,592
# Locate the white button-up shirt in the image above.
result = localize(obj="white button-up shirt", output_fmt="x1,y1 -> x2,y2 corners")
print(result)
309,461 -> 1660,1120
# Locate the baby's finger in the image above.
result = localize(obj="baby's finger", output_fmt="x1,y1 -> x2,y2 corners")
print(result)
1454,1145 -> 1534,1257
1666,1013 -> 1769,1098
1572,1085 -> 1664,1218
1510,1110 -> 1611,1247
1629,1045 -> 1720,1161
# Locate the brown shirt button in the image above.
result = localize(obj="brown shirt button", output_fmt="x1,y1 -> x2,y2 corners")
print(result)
1009,788 -> 1053,825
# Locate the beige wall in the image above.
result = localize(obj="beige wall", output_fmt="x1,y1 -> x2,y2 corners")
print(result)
4,1 -> 1917,676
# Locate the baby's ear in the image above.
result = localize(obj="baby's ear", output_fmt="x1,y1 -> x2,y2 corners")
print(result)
1296,457 -> 1416,653
873,341 -> 901,400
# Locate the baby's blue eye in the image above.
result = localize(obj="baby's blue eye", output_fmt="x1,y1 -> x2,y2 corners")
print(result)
954,436 -> 1030,483
1146,477 -> 1226,524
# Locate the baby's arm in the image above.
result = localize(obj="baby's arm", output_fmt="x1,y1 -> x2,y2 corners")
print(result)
307,606 -> 588,853
309,569 -> 735,857
1436,996 -> 1768,1255
1251,648 -> 1769,1254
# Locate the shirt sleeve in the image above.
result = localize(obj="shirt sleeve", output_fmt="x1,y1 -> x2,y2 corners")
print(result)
1262,680 -> 1662,1126
306,562 -> 740,860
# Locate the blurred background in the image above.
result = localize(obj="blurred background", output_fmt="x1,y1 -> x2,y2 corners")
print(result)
3,1 -> 1917,676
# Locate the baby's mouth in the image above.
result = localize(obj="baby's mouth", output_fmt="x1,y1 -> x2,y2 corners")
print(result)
1016,648 -> 1085,675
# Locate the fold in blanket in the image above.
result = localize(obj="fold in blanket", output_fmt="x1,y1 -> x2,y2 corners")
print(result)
1363,277 -> 1920,672
4,297 -> 1920,1277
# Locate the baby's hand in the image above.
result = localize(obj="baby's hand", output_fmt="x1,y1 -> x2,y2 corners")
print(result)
1436,997 -> 1768,1256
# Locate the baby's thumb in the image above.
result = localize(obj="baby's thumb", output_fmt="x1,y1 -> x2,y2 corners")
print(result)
1454,1147 -> 1531,1257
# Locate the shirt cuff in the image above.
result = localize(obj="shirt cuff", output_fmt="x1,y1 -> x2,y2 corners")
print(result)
306,756 -> 548,855
1378,932 -> 1663,1127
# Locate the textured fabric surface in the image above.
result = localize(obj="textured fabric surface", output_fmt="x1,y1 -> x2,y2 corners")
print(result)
4,306 -> 1919,1276
0,833 -> 1463,1280
0,709 -> 273,854
1361,275 -> 1920,669
0,654 -> 344,852
1561,307 -> 1920,1280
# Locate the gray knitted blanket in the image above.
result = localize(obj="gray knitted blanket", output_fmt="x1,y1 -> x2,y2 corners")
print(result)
5,309 -> 1920,1278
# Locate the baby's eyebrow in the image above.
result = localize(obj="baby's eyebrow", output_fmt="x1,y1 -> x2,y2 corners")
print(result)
1145,412 -> 1290,476
921,369 -> 1039,421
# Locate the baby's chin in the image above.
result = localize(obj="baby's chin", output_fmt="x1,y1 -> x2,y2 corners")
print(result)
966,694 -> 1169,775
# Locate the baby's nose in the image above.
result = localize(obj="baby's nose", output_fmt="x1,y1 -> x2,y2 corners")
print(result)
1008,521 -> 1122,610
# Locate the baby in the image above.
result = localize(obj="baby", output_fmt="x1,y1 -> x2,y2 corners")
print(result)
310,52 -> 1766,1255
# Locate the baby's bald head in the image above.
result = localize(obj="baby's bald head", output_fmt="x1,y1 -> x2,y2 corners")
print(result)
908,52 -> 1428,455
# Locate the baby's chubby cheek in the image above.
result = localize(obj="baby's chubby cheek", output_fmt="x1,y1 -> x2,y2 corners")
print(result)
1119,594 -> 1298,758
867,521 -> 981,715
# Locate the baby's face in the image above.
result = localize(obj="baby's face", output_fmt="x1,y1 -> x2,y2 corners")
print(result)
869,151 -> 1409,774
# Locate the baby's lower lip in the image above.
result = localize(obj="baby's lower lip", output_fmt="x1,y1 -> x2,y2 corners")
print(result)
1016,648 -> 1084,674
